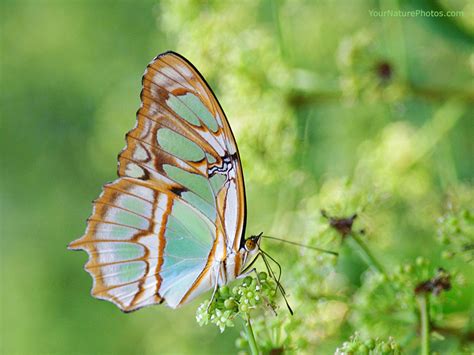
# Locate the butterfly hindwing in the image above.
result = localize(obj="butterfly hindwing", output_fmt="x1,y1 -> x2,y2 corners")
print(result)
70,52 -> 247,311
70,178 -> 166,311
69,177 -> 217,311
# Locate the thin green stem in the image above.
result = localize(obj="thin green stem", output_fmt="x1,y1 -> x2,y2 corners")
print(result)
349,232 -> 388,278
271,0 -> 287,60
417,294 -> 431,355
244,315 -> 259,355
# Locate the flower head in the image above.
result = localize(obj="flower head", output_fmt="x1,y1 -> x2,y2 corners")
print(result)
196,272 -> 277,332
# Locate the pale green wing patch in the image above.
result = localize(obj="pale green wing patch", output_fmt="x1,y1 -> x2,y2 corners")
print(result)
163,164 -> 214,204
157,127 -> 205,162
206,153 -> 216,164
88,224 -> 139,240
179,93 -> 219,132
160,263 -> 207,308
209,173 -> 226,195
94,242 -> 145,264
103,208 -> 148,230
157,196 -> 214,308
169,198 -> 214,246
181,191 -> 216,221
115,194 -> 150,217
100,261 -> 147,287
162,198 -> 213,262
166,93 -> 218,132
166,94 -> 200,126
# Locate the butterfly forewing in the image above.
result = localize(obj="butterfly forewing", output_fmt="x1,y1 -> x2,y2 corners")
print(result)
69,52 -> 246,312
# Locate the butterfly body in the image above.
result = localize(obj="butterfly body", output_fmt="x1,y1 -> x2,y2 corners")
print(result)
69,52 -> 254,312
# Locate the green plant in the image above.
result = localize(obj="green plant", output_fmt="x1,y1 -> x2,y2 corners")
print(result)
438,204 -> 474,264
335,332 -> 402,355
196,204 -> 473,353
196,273 -> 278,354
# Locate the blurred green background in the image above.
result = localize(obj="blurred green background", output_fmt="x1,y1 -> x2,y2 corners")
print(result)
1,0 -> 473,354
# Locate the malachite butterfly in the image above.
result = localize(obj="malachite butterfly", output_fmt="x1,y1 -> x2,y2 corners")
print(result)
69,51 -> 260,313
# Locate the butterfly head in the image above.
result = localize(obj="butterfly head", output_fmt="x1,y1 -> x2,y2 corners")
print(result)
244,232 -> 262,253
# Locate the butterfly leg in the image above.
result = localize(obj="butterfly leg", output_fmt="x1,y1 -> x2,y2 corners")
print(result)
238,254 -> 268,295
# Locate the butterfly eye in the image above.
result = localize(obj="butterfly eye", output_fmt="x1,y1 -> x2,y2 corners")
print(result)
245,239 -> 257,251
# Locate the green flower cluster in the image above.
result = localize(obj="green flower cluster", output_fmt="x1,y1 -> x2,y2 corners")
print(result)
351,257 -> 459,340
196,272 -> 276,332
337,30 -> 403,104
438,207 -> 474,263
335,332 -> 401,355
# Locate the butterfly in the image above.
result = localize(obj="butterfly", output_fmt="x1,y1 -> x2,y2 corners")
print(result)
69,51 -> 261,312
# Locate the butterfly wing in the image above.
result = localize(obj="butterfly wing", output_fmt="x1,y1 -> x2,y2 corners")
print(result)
69,52 -> 246,312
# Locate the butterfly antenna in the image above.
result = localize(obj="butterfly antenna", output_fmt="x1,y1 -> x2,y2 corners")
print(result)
261,235 -> 338,256
260,249 -> 293,315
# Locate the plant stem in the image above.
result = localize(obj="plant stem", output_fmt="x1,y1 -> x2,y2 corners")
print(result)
244,315 -> 259,355
349,232 -> 388,278
417,294 -> 431,355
